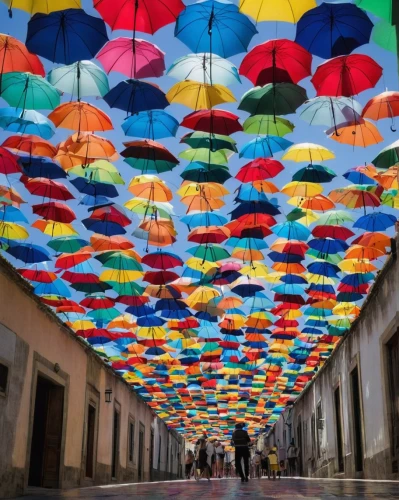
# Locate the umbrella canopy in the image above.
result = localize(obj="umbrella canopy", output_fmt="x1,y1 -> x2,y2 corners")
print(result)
48,61 -> 109,98
97,38 -> 165,79
0,72 -> 60,110
373,139 -> 399,169
175,0 -> 257,58
3,0 -> 81,16
295,3 -> 373,59
0,108 -> 55,139
122,111 -> 179,139
181,110 -> 242,135
26,8 -> 109,64
104,80 -> 169,114
299,97 -> 362,129
239,0 -> 316,23
328,119 -> 383,148
167,81 -> 235,110
0,34 -> 44,79
48,102 -> 113,132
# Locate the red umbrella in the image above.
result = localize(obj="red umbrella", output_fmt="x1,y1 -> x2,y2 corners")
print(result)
0,34 -> 45,78
21,176 -> 75,201
180,110 -> 243,135
116,295 -> 149,306
141,251 -> 183,269
80,296 -> 115,309
143,270 -> 180,284
188,226 -> 230,244
239,39 -> 312,86
311,54 -> 382,97
90,205 -> 131,227
312,225 -> 354,240
236,158 -> 284,182
55,249 -> 93,269
94,0 -> 185,33
121,139 -> 178,163
2,134 -> 57,158
32,202 -> 76,223
18,268 -> 57,283
0,146 -> 21,175
62,272 -> 101,284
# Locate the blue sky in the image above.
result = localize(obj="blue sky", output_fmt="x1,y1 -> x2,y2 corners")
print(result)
0,0 -> 398,304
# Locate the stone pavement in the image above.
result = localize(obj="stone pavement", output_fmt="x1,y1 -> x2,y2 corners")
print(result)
17,478 -> 399,500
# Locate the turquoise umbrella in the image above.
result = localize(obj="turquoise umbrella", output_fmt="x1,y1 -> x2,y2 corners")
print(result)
0,108 -> 55,139
167,53 -> 240,86
0,72 -> 60,110
122,110 -> 179,139
239,136 -> 293,159
48,60 -> 109,98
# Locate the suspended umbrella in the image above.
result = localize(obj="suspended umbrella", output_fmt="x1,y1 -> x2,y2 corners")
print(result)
26,9 -> 108,64
353,212 -> 396,232
317,210 -> 354,226
122,111 -> 178,140
19,157 -> 66,179
355,0 -> 392,22
0,206 -> 28,223
62,132 -> 118,161
48,102 -> 113,133
104,80 -> 169,114
32,202 -> 76,223
47,236 -> 88,253
372,19 -> 397,53
166,81 -> 235,110
0,221 -> 29,239
3,134 -> 56,157
21,176 -> 75,200
0,184 -> 26,206
97,38 -> 165,79
329,187 -> 381,210
180,132 -> 237,152
181,110 -> 242,135
372,139 -> 399,169
238,83 -> 308,118
32,219 -> 78,236
167,53 -> 240,87
282,143 -> 335,163
122,140 -> 179,174
295,3 -> 373,59
243,116 -> 294,136
0,108 -> 55,139
0,72 -> 60,110
311,55 -> 383,97
239,136 -> 293,159
0,146 -> 20,175
362,91 -> 399,131
3,0 -> 81,16
327,119 -> 383,148
236,158 -> 284,182
47,61 -> 109,99
175,1 -> 257,58
239,0 -> 316,23
299,96 -> 362,132
292,164 -> 336,184
240,39 -> 312,86
94,0 -> 184,33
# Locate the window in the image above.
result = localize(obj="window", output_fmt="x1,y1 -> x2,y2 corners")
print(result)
0,363 -> 9,396
128,420 -> 135,464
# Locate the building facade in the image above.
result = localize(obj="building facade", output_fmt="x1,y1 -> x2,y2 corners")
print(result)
0,257 -> 185,499
264,242 -> 399,481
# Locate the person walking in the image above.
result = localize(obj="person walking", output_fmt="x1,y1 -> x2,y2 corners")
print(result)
195,439 -> 211,481
206,438 -> 216,478
261,446 -> 269,477
185,449 -> 194,479
268,446 -> 279,480
287,439 -> 297,477
231,423 -> 251,483
215,440 -> 225,478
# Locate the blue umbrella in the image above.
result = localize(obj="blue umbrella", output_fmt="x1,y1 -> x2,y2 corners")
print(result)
239,136 -> 293,159
70,178 -> 119,198
268,252 -> 304,263
307,238 -> 348,254
136,315 -> 165,327
341,273 -> 375,286
19,157 -> 67,179
272,221 -> 311,241
0,206 -> 28,223
104,80 -> 169,115
343,168 -> 376,185
235,184 -> 270,203
295,3 -> 374,59
280,274 -> 308,285
6,242 -> 51,263
122,110 -> 179,139
26,9 -> 109,64
0,108 -> 55,139
230,201 -> 280,218
175,0 -> 257,58
272,284 -> 306,295
354,212 -> 397,232
225,237 -> 268,250
80,195 -> 110,206
307,262 -> 340,277
82,219 -> 126,236
181,212 -> 227,228
35,279 -> 71,297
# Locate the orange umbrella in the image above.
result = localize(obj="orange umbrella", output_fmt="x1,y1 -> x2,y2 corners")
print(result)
290,194 -> 335,211
0,185 -> 25,206
352,232 -> 391,252
90,234 -> 135,251
139,219 -> 177,248
0,34 -> 45,77
329,188 -> 381,209
48,101 -> 113,132
252,180 -> 279,194
375,166 -> 398,190
272,262 -> 306,273
345,245 -> 386,260
231,248 -> 264,261
129,181 -> 173,202
54,142 -> 96,170
329,119 -> 383,147
64,132 -> 118,160
180,195 -> 225,212
362,91 -> 399,129
2,134 -> 56,157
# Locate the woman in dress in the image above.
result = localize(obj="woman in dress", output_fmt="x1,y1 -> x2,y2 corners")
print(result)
214,440 -> 226,478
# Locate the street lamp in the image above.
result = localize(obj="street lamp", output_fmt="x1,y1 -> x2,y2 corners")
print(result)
105,388 -> 113,403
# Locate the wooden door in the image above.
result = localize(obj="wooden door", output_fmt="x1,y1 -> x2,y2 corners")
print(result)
42,385 -> 64,488
388,331 -> 399,473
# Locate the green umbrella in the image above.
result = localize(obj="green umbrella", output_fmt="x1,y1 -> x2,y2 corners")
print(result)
372,20 -> 397,53
47,236 -> 88,253
179,148 -> 233,165
95,252 -> 143,271
124,199 -> 174,219
307,249 -> 343,265
238,83 -> 308,117
317,210 -> 355,225
181,132 -> 237,152
355,0 -> 393,22
48,60 -> 109,99
243,115 -> 294,136
286,208 -> 310,222
1,72 -> 60,110
69,160 -> 125,185
373,138 -> 399,168
107,281 -> 143,296
180,162 -> 231,183
187,244 -> 230,262
87,307 -> 121,321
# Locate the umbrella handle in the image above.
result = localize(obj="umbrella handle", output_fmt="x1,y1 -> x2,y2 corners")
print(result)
391,125 -> 397,133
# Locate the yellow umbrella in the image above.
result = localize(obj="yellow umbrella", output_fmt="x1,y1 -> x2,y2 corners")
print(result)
2,0 -> 80,15
137,327 -> 167,339
185,286 -> 220,306
129,181 -> 173,202
339,259 -> 377,273
0,221 -> 29,239
185,257 -> 219,274
240,262 -> 269,278
239,0 -> 316,23
32,220 -> 78,236
177,182 -> 229,198
306,274 -> 337,285
333,303 -> 361,317
99,269 -> 143,282
166,81 -> 236,110
281,181 -> 323,197
282,143 -> 335,162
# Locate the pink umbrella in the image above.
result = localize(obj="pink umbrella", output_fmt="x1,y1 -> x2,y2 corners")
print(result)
96,37 -> 165,79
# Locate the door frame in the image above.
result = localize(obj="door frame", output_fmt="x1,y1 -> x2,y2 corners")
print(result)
25,352 -> 69,491
81,384 -> 100,485
349,355 -> 366,477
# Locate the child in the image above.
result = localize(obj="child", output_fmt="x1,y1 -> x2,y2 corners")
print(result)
278,459 -> 286,479
252,451 -> 262,478
268,447 -> 279,481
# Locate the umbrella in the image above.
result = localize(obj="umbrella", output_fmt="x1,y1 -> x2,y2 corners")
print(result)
122,111 -> 179,139
239,136 -> 293,159
47,61 -> 109,99
3,134 -> 57,157
0,221 -> 29,239
239,39 -> 312,86
21,176 -> 74,200
167,53 -> 240,86
0,72 -> 60,110
355,0 -> 392,22
0,146 -> 21,175
0,108 -> 55,139
48,102 -> 113,133
32,219 -> 78,236
299,97 -> 362,130
166,81 -> 235,110
236,158 -> 284,182
243,116 -> 294,136
26,9 -> 109,64
282,143 -> 335,163
47,236 -> 88,253
94,0 -> 185,33
362,91 -> 399,131
372,19 -> 397,53
327,119 -> 383,148
238,83 -> 308,117
3,0 -> 81,16
373,139 -> 399,169
295,3 -> 373,59
292,164 -> 335,183
0,34 -> 44,84
239,0 -> 316,23
353,212 -> 396,232
181,110 -> 242,135
6,242 -> 50,262
19,157 -> 66,179
32,201 -> 76,223
104,80 -> 169,114
311,55 -> 383,97
97,38 -> 165,79
175,1 -> 257,58
329,187 -> 381,209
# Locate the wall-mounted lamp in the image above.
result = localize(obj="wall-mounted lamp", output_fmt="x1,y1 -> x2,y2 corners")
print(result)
105,388 -> 113,403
